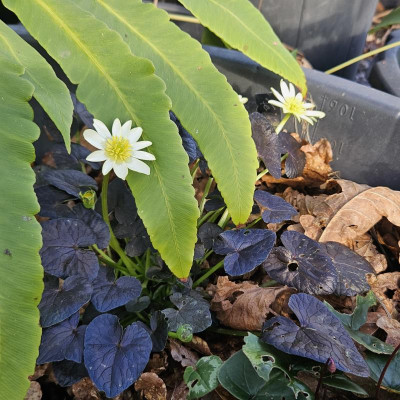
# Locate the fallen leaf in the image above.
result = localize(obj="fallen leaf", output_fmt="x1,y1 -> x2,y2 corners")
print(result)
299,214 -> 322,240
320,187 -> 400,245
29,364 -> 49,381
209,276 -> 287,331
70,377 -> 101,400
24,381 -> 42,400
187,335 -> 212,356
367,272 -> 400,316
146,352 -> 168,375
135,372 -> 167,400
376,316 -> 400,347
353,234 -> 388,274
170,381 -> 189,400
169,339 -> 199,367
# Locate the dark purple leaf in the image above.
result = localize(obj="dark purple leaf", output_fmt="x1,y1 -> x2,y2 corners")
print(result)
91,266 -> 142,312
198,222 -> 223,249
162,292 -> 212,333
279,131 -> 305,178
71,204 -> 110,249
125,296 -> 151,313
71,92 -> 94,129
214,229 -> 276,276
261,293 -> 370,377
51,142 -> 101,170
262,231 -> 337,295
320,241 -> 374,296
254,190 -> 298,223
35,185 -> 75,218
204,188 -> 225,212
39,275 -> 92,328
40,219 -> 99,280
37,312 -> 86,364
250,112 -> 282,179
42,169 -> 97,198
53,360 -> 88,387
84,314 -> 152,398
137,311 -> 169,352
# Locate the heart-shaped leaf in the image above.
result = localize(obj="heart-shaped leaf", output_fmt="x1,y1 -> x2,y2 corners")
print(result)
262,293 -> 370,377
35,185 -> 75,218
91,266 -> 142,312
320,241 -> 374,296
262,231 -> 337,295
37,312 -> 86,364
280,131 -> 305,178
162,292 -> 211,333
250,112 -> 282,179
198,222 -> 223,250
53,360 -> 88,387
366,351 -> 400,393
84,314 -> 152,398
40,218 -> 99,280
51,142 -> 101,170
184,356 -> 223,399
39,275 -> 92,328
254,190 -> 297,223
214,229 -> 276,276
42,169 -> 98,198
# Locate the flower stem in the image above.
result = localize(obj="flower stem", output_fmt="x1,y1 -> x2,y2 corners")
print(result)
101,173 -> 139,276
246,216 -> 262,229
199,176 -> 214,215
256,153 -> 289,181
190,159 -> 200,179
92,245 -> 129,274
218,208 -> 230,228
207,327 -> 260,337
275,113 -> 291,134
192,259 -> 224,288
375,342 -> 400,399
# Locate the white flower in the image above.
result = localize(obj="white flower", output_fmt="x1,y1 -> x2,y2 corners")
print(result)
268,80 -> 326,125
84,118 -> 155,180
238,94 -> 248,104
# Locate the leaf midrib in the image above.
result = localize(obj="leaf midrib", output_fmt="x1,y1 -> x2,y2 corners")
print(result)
34,0 -> 184,274
95,0 -> 244,217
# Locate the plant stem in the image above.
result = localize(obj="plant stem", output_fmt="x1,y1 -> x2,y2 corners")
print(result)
375,342 -> 400,399
168,331 -> 180,339
207,207 -> 225,224
325,40 -> 400,75
275,113 -> 291,134
315,359 -> 329,400
92,244 -> 129,274
208,327 -> 260,337
246,216 -> 262,229
101,173 -> 139,276
192,259 -> 224,288
199,176 -> 214,215
218,208 -> 230,228
199,249 -> 214,264
256,153 -> 289,181
168,13 -> 200,24
190,159 -> 200,179
260,280 -> 278,288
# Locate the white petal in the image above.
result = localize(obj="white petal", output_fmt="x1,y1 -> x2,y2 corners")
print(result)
295,92 -> 304,102
270,87 -> 286,104
102,159 -> 114,175
268,100 -> 285,109
127,158 -> 150,175
132,140 -> 152,151
112,118 -> 122,136
83,129 -> 105,149
280,80 -> 290,99
301,115 -> 314,124
303,102 -> 315,109
86,150 -> 107,162
129,127 -> 143,143
132,151 -> 156,161
121,120 -> 132,137
288,83 -> 296,98
93,119 -> 111,139
113,163 -> 129,180
305,110 -> 326,118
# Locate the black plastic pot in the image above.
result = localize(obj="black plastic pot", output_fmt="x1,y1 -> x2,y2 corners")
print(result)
369,30 -> 400,97
204,45 -> 400,190
249,0 -> 378,80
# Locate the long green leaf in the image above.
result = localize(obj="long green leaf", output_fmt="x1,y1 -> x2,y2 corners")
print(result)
0,20 -> 73,152
178,0 -> 307,95
75,0 -> 258,225
4,0 -> 199,278
0,55 -> 43,400
369,7 -> 400,33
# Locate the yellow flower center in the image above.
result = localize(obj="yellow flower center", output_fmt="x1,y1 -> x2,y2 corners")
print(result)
104,136 -> 132,162
284,97 -> 306,116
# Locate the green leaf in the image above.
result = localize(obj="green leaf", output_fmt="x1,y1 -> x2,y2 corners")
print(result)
322,374 -> 368,396
71,0 -> 258,225
370,7 -> 400,33
0,20 -> 72,152
4,0 -> 199,278
178,0 -> 307,95
218,350 -> 305,400
366,350 -> 400,393
184,355 -> 223,399
0,55 -> 43,400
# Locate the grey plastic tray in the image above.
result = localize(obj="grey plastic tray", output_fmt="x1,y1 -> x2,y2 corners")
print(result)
205,46 -> 400,189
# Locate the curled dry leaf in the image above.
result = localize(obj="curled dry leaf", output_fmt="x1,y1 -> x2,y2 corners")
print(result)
367,272 -> 400,316
187,335 -> 212,356
70,377 -> 101,400
24,381 -> 42,400
299,214 -> 322,240
320,187 -> 400,245
376,316 -> 400,347
169,339 -> 198,367
146,352 -> 168,375
135,372 -> 167,400
353,233 -> 387,274
209,276 -> 287,331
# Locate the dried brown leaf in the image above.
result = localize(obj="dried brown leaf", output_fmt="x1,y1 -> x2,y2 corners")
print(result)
209,276 -> 286,331
367,272 -> 400,316
169,339 -> 198,367
146,352 -> 168,375
353,233 -> 387,273
24,381 -> 42,400
135,372 -> 167,400
320,187 -> 400,245
187,336 -> 212,356
170,381 -> 189,400
70,377 -> 101,400
376,316 -> 400,347
299,214 -> 322,240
